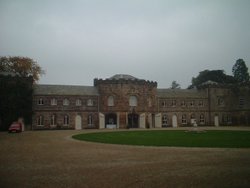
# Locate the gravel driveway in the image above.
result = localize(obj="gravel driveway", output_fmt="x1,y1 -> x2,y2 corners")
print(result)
1,128 -> 250,188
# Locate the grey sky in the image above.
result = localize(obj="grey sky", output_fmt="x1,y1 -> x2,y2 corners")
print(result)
0,0 -> 250,88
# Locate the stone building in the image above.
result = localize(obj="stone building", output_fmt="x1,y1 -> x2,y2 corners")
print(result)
32,74 -> 250,130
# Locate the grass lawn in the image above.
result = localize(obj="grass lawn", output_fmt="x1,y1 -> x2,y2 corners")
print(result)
72,130 -> 250,148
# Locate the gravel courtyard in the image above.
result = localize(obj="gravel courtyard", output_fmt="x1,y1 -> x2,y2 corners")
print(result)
1,127 -> 250,188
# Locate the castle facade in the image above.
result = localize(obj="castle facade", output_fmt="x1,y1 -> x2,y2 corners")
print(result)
32,74 -> 250,129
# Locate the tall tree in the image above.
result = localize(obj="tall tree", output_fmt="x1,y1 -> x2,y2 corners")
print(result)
170,81 -> 180,89
232,59 -> 249,83
191,70 -> 235,88
0,56 -> 45,82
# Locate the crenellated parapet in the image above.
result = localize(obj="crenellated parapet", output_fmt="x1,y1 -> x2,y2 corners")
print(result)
94,76 -> 157,87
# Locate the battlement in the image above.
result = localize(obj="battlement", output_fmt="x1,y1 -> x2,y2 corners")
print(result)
94,78 -> 157,87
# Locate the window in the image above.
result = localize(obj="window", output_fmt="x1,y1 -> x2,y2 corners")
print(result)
63,99 -> 69,106
64,115 -> 69,125
239,98 -> 244,108
182,114 -> 187,124
87,99 -> 93,106
171,100 -> 176,107
129,96 -> 137,107
50,114 -> 56,126
200,114 -> 205,124
76,99 -> 82,106
51,98 -> 57,106
108,96 -> 114,106
161,101 -> 167,107
162,114 -> 168,127
181,100 -> 186,107
198,100 -> 203,107
38,115 -> 44,126
88,114 -> 93,125
218,97 -> 224,106
38,98 -> 44,105
190,100 -> 194,107
191,114 -> 196,124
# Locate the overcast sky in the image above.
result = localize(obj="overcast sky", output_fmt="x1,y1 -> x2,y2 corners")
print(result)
0,0 -> 250,88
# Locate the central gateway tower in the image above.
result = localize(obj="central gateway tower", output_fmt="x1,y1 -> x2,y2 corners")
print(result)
94,74 -> 157,129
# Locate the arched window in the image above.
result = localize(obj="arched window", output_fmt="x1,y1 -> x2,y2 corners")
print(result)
108,96 -> 114,106
50,114 -> 56,126
63,99 -> 69,106
64,115 -> 69,125
76,99 -> 82,106
51,98 -> 57,106
38,115 -> 44,126
129,96 -> 137,107
162,114 -> 168,127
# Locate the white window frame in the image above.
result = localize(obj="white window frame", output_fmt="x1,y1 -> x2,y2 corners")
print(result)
64,115 -> 69,125
50,114 -> 56,126
38,115 -> 44,126
171,100 -> 176,107
108,96 -> 114,107
76,99 -> 82,106
38,98 -> 44,105
129,96 -> 137,107
63,99 -> 69,106
87,99 -> 93,106
181,114 -> 187,124
51,98 -> 57,106
200,114 -> 205,124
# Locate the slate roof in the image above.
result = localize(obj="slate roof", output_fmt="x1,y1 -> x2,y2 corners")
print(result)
34,84 -> 98,96
157,89 -> 207,98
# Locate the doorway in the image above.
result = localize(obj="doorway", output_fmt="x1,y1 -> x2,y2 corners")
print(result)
75,115 -> 82,130
172,115 -> 177,127
128,113 -> 139,128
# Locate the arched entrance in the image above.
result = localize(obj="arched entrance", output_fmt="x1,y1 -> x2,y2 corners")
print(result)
128,113 -> 139,128
172,115 -> 177,127
75,115 -> 82,130
105,113 -> 117,128
214,115 -> 219,126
